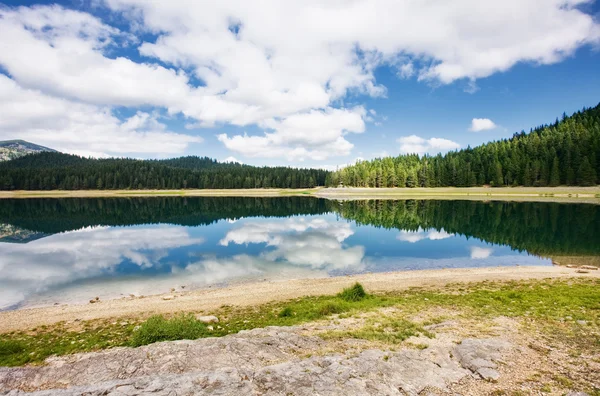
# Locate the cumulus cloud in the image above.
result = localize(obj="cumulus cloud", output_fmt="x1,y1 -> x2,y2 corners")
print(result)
218,107 -> 366,160
397,135 -> 460,155
1,1 -> 599,159
0,76 -> 201,157
469,118 -> 497,132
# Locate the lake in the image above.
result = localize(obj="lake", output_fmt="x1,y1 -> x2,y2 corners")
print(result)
0,197 -> 598,310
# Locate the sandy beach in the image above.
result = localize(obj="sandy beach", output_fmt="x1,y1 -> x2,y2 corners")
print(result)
1,265 -> 597,333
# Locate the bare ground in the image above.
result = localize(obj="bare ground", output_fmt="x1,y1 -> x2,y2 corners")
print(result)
1,186 -> 599,203
1,266 -> 598,334
1,305 -> 597,395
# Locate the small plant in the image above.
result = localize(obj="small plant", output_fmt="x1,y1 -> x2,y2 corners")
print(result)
318,302 -> 344,316
0,340 -> 25,357
278,307 -> 293,318
131,314 -> 207,347
338,282 -> 367,302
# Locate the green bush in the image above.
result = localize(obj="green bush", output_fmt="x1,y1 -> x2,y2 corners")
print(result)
0,340 -> 25,357
338,282 -> 367,302
278,306 -> 293,318
318,302 -> 344,316
131,314 -> 208,347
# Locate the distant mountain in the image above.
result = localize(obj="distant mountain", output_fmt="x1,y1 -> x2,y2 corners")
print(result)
0,140 -> 57,162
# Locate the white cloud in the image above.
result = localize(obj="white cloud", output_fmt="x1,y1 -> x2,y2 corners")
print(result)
470,246 -> 493,259
469,118 -> 497,132
1,1 -> 599,159
397,227 -> 454,243
398,63 -> 415,79
397,135 -> 460,155
0,76 -> 201,157
218,107 -> 365,161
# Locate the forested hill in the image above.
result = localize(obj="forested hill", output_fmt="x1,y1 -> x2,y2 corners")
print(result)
0,153 -> 328,190
327,103 -> 600,187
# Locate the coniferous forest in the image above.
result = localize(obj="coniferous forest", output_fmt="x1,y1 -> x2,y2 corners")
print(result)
326,103 -> 600,188
0,154 -> 328,190
0,103 -> 598,190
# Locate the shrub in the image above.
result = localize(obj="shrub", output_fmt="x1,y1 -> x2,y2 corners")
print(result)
131,314 -> 207,347
318,302 -> 344,316
338,282 -> 367,302
0,340 -> 25,357
278,307 -> 293,318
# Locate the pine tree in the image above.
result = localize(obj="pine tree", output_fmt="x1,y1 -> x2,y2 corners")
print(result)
549,156 -> 560,186
577,157 -> 597,186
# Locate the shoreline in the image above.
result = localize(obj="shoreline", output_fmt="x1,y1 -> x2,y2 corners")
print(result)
0,186 -> 598,203
1,265 -> 597,333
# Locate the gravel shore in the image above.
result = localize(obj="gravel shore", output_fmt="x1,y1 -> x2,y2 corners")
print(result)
1,266 -> 597,333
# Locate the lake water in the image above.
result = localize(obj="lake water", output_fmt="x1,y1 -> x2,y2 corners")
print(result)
0,197 -> 598,310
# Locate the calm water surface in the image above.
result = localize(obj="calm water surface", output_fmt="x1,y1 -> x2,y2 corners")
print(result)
0,197 -> 598,310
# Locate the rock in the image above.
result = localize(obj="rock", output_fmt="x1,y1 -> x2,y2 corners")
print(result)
0,328 -> 513,396
566,392 -> 589,396
170,288 -> 176,292
196,315 -> 219,324
161,295 -> 175,301
566,265 -> 578,268
207,326 -> 213,331
576,270 -> 590,274
528,342 -> 551,354
453,338 -> 511,381
580,265 -> 598,270
576,320 -> 587,325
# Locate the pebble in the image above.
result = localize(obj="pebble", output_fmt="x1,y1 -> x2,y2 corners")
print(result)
162,295 -> 175,301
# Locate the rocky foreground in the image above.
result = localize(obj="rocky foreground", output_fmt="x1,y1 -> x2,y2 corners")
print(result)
1,283 -> 598,395
1,325 -> 510,396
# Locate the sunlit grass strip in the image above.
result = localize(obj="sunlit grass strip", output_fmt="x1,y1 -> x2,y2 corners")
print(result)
0,278 -> 598,367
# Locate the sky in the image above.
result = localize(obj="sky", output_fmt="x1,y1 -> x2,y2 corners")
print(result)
0,0 -> 599,169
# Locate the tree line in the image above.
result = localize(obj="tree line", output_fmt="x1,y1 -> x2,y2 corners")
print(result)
0,154 -> 329,190
327,103 -> 600,187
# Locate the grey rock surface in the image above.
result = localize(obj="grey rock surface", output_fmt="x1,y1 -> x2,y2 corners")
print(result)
0,326 -> 511,395
453,338 -> 511,381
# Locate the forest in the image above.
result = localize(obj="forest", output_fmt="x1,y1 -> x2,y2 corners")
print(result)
0,104 -> 599,190
0,154 -> 328,190
327,103 -> 600,187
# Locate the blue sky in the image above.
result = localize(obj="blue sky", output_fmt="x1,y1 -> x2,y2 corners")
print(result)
1,0 -> 599,168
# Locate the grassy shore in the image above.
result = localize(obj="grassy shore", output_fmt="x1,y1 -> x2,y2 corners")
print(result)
1,278 -> 598,368
0,186 -> 599,203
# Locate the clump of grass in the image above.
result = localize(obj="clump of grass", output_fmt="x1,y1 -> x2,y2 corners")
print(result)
131,314 -> 207,347
0,340 -> 25,357
338,282 -> 367,302
278,307 -> 293,318
324,317 -> 429,344
318,302 -> 345,316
